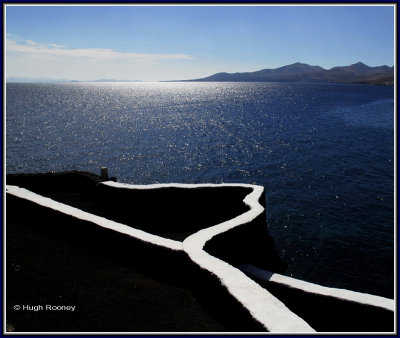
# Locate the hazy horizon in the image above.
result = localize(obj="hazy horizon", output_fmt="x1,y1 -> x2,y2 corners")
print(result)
5,5 -> 395,82
5,60 -> 395,83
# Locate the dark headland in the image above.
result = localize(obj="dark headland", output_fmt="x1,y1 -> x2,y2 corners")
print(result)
183,62 -> 394,85
6,171 -> 283,332
6,171 -> 394,333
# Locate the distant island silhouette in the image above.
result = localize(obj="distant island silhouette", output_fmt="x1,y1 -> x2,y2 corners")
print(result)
6,62 -> 393,85
185,62 -> 394,85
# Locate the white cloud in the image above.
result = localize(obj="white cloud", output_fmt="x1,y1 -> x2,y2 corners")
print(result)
6,36 -> 195,81
6,37 -> 193,61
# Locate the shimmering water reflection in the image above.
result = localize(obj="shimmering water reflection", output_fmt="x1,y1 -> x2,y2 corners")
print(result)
6,82 -> 394,298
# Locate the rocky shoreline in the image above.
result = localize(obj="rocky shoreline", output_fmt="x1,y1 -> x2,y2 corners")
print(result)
5,171 -> 394,333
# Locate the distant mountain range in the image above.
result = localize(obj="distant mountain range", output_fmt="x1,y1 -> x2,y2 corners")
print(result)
187,62 -> 394,85
6,62 -> 394,84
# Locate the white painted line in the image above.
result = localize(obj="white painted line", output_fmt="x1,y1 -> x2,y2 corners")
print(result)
101,180 -> 258,189
13,180 -> 387,332
6,185 -> 182,251
240,264 -> 394,312
183,185 -> 316,333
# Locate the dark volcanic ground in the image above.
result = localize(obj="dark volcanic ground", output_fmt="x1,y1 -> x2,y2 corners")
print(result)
7,216 -> 230,332
6,172 -> 268,333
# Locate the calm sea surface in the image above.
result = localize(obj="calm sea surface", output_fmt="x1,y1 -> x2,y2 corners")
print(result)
6,82 -> 394,298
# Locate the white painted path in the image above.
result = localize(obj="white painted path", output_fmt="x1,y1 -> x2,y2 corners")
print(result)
7,181 -> 394,333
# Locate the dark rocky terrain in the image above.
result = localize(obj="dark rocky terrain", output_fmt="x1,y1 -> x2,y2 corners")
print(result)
5,171 -> 281,332
6,171 -> 394,333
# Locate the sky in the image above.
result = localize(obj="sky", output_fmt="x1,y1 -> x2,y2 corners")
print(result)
5,5 -> 395,82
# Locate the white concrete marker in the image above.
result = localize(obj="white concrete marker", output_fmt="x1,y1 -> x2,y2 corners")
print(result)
100,167 -> 109,180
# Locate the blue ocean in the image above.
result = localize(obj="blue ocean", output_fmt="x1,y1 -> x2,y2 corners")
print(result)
6,82 -> 394,298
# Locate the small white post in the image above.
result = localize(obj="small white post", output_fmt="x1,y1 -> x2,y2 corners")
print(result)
101,167 -> 109,180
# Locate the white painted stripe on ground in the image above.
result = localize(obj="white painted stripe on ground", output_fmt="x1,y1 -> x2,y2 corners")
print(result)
14,181 -> 381,331
101,181 -> 258,190
6,185 -> 182,251
183,185 -> 316,333
240,263 -> 394,312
